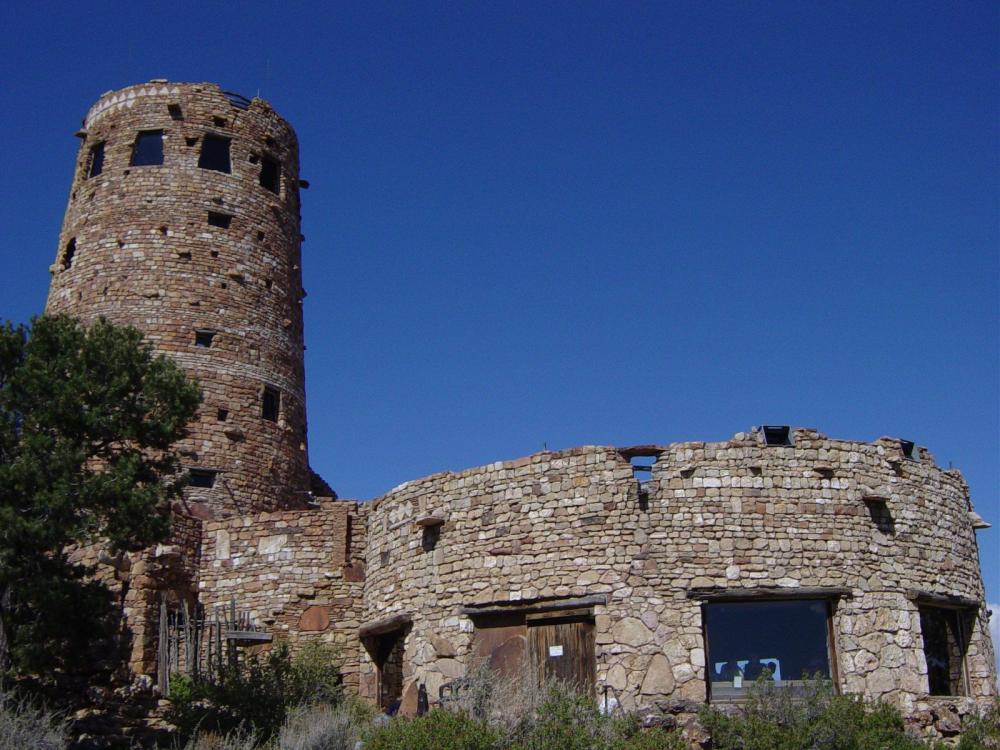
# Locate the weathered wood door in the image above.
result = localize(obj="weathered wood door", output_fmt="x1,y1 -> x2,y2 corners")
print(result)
528,615 -> 595,692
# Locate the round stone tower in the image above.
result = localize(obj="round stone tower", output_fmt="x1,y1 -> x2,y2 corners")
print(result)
46,81 -> 311,517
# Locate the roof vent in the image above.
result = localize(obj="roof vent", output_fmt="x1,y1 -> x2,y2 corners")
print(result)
761,425 -> 792,446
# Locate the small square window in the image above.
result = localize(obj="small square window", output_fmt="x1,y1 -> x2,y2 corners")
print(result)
87,142 -> 105,178
216,408 -> 229,422
194,330 -> 216,347
900,440 -> 919,462
131,130 -> 164,166
188,469 -> 217,488
262,385 -> 280,422
762,425 -> 792,446
207,211 -> 232,229
260,156 -> 280,194
199,134 -> 231,173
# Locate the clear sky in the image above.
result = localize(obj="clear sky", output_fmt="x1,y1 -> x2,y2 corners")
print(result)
1,2 -> 997,606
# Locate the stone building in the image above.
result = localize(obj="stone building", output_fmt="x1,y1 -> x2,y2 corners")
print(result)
46,82 -> 996,739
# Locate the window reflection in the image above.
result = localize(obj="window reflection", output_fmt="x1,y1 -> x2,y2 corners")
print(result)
704,599 -> 832,700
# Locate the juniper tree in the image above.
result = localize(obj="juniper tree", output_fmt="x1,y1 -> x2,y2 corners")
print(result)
0,315 -> 200,676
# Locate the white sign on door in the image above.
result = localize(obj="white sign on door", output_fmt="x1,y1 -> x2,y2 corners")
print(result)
548,645 -> 564,657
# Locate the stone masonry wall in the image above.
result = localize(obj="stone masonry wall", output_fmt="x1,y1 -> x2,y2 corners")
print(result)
360,428 -> 995,729
46,81 -> 310,517
198,501 -> 367,690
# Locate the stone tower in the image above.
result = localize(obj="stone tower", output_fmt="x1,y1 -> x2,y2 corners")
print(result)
46,81 -> 311,517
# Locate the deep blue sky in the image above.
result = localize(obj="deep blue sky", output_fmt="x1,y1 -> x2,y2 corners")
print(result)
1,2 -> 997,603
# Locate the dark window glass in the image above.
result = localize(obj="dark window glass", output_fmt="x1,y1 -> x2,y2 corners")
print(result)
199,134 -> 231,173
262,385 -> 280,422
260,156 -> 280,194
704,600 -> 831,700
194,330 -> 216,348
207,211 -> 232,229
188,469 -> 216,488
131,130 -> 164,166
87,142 -> 105,178
919,606 -> 969,696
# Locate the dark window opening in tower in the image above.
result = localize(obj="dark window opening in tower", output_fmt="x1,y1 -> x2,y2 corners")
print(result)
260,156 -> 280,194
262,385 -> 280,422
919,606 -> 971,696
168,103 -> 183,120
87,142 -> 105,178
62,238 -> 77,269
199,134 -> 231,173
131,130 -> 164,166
188,469 -> 217,488
762,425 -> 792,446
216,408 -> 228,422
194,329 -> 216,348
207,211 -> 232,229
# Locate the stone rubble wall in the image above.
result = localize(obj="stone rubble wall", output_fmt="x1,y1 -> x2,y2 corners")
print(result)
46,82 -> 311,517
198,500 -> 367,690
360,428 -> 996,725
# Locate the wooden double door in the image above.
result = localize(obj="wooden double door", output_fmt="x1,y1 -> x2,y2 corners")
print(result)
472,609 -> 595,693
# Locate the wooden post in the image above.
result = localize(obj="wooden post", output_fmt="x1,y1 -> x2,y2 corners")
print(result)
157,596 -> 169,695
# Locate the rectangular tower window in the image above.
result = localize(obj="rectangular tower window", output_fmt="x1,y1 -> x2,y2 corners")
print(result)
194,329 -> 216,348
919,606 -> 971,696
131,130 -> 164,166
188,469 -> 217,488
260,156 -> 281,194
262,385 -> 280,422
762,425 -> 792,446
703,599 -> 834,701
62,239 -> 77,270
199,134 -> 232,173
207,211 -> 232,229
87,142 -> 105,178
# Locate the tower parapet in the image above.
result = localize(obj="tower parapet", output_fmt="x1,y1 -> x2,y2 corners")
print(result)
47,81 -> 310,516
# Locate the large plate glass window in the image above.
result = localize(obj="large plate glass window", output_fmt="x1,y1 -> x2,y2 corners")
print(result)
704,599 -> 833,700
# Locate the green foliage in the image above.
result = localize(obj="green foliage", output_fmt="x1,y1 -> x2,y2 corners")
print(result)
0,690 -> 67,750
956,699 -> 1000,750
364,707 -> 503,750
506,684 -> 684,750
278,701 -> 370,750
699,674 -> 929,750
169,642 -> 344,744
0,315 -> 200,676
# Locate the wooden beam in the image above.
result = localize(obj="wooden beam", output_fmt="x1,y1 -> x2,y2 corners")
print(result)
359,612 -> 413,638
461,594 -> 608,618
686,586 -> 853,601
905,590 -> 980,609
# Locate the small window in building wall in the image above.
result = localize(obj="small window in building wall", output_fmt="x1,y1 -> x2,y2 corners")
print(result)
207,211 -> 232,229
703,599 -> 833,701
919,606 -> 971,696
131,130 -> 164,166
216,408 -> 228,422
261,385 -> 280,421
194,329 -> 216,348
62,239 -> 77,269
762,425 -> 792,446
188,469 -> 217,488
900,440 -> 919,462
260,156 -> 280,193
199,134 -> 232,173
87,142 -> 105,178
